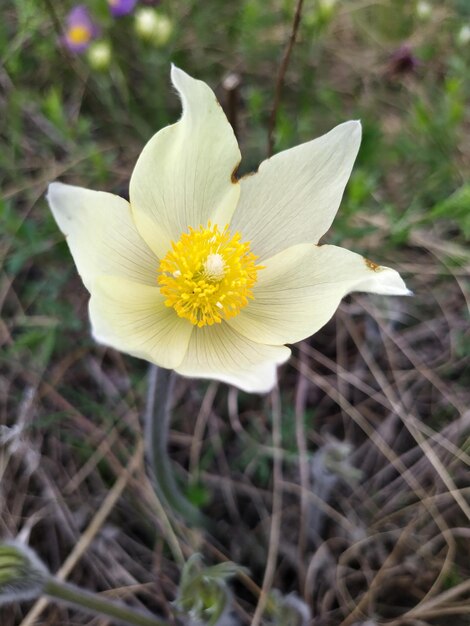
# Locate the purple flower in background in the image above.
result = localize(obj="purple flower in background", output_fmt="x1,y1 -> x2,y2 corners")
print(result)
108,0 -> 138,17
387,45 -> 420,77
62,5 -> 99,53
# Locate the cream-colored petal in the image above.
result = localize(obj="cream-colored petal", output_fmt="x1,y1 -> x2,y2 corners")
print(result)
89,276 -> 193,369
228,244 -> 410,345
230,121 -> 361,260
175,323 -> 291,393
47,182 -> 157,291
129,66 -> 241,258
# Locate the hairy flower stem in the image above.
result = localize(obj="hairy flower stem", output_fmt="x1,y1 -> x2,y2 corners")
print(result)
145,365 -> 208,528
44,577 -> 170,626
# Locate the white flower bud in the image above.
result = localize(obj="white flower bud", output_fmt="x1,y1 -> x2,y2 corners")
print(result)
416,1 -> 432,19
87,41 -> 112,71
457,24 -> 470,46
134,9 -> 173,46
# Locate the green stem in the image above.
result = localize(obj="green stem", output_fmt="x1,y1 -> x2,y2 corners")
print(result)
145,365 -> 208,528
44,577 -> 170,626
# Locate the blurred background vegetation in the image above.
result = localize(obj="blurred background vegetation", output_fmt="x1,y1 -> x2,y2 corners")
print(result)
1,1 -> 469,625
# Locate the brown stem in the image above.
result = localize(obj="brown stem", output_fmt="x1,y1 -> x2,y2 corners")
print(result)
267,0 -> 305,157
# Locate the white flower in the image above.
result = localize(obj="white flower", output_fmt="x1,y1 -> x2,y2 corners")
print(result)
416,1 -> 432,19
47,66 -> 409,393
457,24 -> 470,46
87,41 -> 112,71
134,9 -> 173,46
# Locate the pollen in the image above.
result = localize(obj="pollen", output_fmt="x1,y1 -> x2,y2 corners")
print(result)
158,223 -> 263,327
68,25 -> 92,45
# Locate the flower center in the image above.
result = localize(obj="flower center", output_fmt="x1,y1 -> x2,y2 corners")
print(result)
68,25 -> 92,45
158,223 -> 262,327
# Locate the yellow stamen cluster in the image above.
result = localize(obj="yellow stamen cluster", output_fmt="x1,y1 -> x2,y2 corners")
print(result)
68,26 -> 92,45
158,223 -> 262,327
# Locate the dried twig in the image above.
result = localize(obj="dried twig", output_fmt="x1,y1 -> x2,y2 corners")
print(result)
267,0 -> 304,156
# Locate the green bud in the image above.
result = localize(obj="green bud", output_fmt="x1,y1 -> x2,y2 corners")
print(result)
134,9 -> 173,46
0,542 -> 48,604
87,41 -> 112,71
304,0 -> 338,28
175,555 -> 243,626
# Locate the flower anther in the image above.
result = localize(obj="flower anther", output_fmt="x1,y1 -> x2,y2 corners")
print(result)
68,25 -> 92,46
158,223 -> 262,327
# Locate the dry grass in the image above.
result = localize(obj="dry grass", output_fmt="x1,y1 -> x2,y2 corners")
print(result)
1,225 -> 469,625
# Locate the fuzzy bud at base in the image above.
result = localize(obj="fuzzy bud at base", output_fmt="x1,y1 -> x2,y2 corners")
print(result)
0,542 -> 48,605
175,555 -> 243,626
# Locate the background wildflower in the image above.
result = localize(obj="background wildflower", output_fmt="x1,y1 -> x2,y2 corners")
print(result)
387,44 -> 420,78
457,24 -> 470,46
62,5 -> 98,53
134,9 -> 173,45
416,0 -> 432,19
87,41 -> 112,71
108,0 -> 138,18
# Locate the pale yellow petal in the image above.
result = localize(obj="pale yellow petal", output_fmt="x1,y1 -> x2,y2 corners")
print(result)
227,244 -> 410,345
47,182 -> 157,291
89,276 -> 193,369
230,121 -> 361,260
175,323 -> 291,393
130,66 -> 241,258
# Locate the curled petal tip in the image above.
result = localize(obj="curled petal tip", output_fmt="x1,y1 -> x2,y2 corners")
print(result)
45,181 -> 60,204
349,119 -> 362,137
340,119 -> 362,142
170,64 -> 186,83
